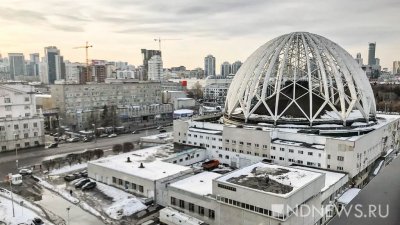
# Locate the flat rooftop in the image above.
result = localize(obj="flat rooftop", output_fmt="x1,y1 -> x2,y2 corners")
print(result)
292,166 -> 347,192
170,172 -> 222,196
89,144 -> 191,181
217,162 -> 322,197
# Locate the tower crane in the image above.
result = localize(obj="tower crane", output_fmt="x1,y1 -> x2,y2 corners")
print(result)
73,41 -> 93,80
154,38 -> 181,51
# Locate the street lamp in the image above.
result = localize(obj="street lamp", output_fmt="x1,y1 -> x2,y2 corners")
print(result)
92,123 -> 97,143
66,207 -> 70,225
13,133 -> 18,171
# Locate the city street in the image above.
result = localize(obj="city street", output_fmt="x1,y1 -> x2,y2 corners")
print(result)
0,126 -> 172,178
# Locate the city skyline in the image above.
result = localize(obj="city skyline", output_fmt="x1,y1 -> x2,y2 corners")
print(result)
0,0 -> 399,70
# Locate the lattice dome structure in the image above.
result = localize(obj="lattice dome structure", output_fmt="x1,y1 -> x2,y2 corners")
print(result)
225,32 -> 376,126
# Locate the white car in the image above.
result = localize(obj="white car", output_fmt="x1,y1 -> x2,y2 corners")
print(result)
108,133 -> 117,138
19,169 -> 32,176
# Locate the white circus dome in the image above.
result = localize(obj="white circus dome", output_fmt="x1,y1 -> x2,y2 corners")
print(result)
224,32 -> 376,126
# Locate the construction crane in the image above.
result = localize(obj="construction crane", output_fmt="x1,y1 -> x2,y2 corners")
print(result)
154,38 -> 181,51
73,41 -> 93,80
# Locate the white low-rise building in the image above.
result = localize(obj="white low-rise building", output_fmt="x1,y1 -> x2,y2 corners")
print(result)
0,84 -> 45,152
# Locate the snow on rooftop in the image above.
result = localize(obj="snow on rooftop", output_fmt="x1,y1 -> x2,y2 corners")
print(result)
217,162 -> 321,197
170,172 -> 221,196
90,145 -> 191,181
189,127 -> 222,135
273,139 -> 302,146
311,145 -> 325,150
337,188 -> 361,204
174,109 -> 194,114
292,166 -> 347,192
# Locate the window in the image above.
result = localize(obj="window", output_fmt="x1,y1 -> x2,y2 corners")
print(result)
25,105 -> 30,110
219,138 -> 222,141
198,206 -> 205,215
32,122 -> 37,128
262,145 -> 268,149
118,179 -> 123,185
225,155 -> 229,159
297,160 -> 303,164
1,146 -> 6,151
25,142 -> 30,147
308,152 -> 313,156
188,134 -> 191,137
271,156 -> 275,159
24,133 -> 28,138
247,143 -> 251,146
218,154 -> 222,158
298,150 -> 303,154
247,151 -> 251,154
232,140 -> 236,144
218,184 -> 236,191
194,135 -> 197,138
25,113 -> 30,117
239,141 -> 244,145
112,177 -> 116,184
132,183 -> 137,190
4,98 -> 11,103
23,123 -> 28,129
25,97 -> 29,102
225,139 -> 229,143
14,125 -> 19,130
289,149 -> 294,153
288,158 -> 294,162
262,154 -> 268,157
189,203 -> 194,212
171,197 -> 176,205
327,154 -> 331,159
179,200 -> 185,208
255,153 -> 259,156
200,135 -> 203,139
212,137 -> 216,140
279,157 -> 284,161
307,162 -> 313,166
337,156 -> 344,161
139,185 -> 144,193
239,150 -> 243,153
327,165 -> 330,169
0,126 -> 5,131
255,144 -> 259,148
209,209 -> 215,219
5,106 -> 11,111
337,166 -> 343,171
280,148 -> 285,151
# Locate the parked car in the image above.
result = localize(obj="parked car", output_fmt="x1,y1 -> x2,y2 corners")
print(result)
67,137 -> 80,143
75,178 -> 91,188
82,137 -> 92,142
19,168 -> 32,176
32,217 -> 44,225
159,129 -> 167,133
73,172 -> 82,179
82,181 -> 96,191
108,133 -> 117,138
132,130 -> 140,134
46,142 -> 58,149
99,133 -> 108,138
64,174 -> 77,182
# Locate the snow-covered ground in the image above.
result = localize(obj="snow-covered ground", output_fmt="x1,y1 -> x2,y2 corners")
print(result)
0,189 -> 54,225
49,163 -> 87,175
96,182 -> 147,220
37,177 -> 79,204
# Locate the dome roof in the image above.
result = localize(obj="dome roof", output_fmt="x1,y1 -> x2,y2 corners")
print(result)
225,32 -> 376,125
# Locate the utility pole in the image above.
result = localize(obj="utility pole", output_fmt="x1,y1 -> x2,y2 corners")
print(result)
8,173 -> 15,217
66,207 -> 70,225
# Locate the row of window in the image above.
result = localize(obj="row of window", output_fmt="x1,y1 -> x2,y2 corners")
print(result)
112,177 -> 144,193
0,123 -> 38,131
327,155 -> 345,161
3,97 -> 30,103
225,139 -> 268,149
1,141 -> 41,151
272,147 -> 322,157
170,197 -> 215,219
217,196 -> 286,220
326,165 -> 344,171
171,153 -> 201,164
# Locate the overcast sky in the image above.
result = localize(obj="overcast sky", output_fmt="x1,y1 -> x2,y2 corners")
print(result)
0,0 -> 399,70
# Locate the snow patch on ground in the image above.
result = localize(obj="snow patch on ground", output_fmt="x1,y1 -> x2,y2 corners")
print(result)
373,161 -> 384,175
49,163 -> 87,175
0,190 -> 54,225
96,182 -> 147,220
36,177 -> 80,204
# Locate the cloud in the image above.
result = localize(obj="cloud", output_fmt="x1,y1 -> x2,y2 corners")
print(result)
0,7 -> 46,24
50,24 -> 84,32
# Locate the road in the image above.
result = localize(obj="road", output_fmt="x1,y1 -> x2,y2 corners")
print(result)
0,126 -> 172,178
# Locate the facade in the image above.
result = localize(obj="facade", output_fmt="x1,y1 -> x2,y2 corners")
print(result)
355,53 -> 363,66
65,62 -> 82,84
50,82 -> 173,130
8,53 -> 26,80
204,55 -> 216,76
27,53 -> 40,77
231,61 -> 242,75
368,43 -> 376,66
220,62 -> 231,77
393,61 -> 400,75
44,46 -> 63,84
173,98 -> 196,110
148,55 -> 163,81
141,49 -> 161,81
203,75 -> 233,105
0,84 -> 45,152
